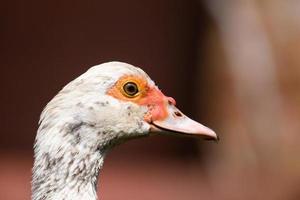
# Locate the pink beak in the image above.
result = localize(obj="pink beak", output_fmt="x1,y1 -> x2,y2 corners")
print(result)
150,103 -> 218,141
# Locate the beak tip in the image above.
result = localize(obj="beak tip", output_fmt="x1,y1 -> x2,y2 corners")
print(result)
203,131 -> 219,142
211,134 -> 220,143
198,125 -> 219,142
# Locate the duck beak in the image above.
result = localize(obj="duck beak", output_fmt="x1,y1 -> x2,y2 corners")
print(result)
150,104 -> 218,141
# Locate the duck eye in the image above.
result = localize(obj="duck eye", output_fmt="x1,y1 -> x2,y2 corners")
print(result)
123,82 -> 139,97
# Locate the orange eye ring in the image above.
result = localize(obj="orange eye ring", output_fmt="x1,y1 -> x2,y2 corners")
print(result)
107,75 -> 149,102
122,81 -> 139,97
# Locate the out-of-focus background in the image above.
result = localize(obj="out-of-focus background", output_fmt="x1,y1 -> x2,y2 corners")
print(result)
1,0 -> 300,199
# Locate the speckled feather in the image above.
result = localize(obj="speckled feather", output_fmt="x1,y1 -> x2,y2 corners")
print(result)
32,62 -> 154,200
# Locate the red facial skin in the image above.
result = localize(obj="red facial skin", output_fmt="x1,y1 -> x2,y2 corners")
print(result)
139,87 -> 176,123
106,75 -> 175,122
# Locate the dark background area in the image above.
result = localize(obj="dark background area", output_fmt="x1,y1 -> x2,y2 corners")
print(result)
1,0 -> 300,200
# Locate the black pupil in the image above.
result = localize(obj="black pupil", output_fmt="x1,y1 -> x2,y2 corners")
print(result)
124,82 -> 138,95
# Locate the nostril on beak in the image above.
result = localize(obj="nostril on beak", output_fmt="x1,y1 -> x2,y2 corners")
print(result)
174,111 -> 182,117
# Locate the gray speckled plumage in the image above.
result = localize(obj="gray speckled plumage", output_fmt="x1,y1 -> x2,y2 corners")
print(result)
32,62 -> 152,200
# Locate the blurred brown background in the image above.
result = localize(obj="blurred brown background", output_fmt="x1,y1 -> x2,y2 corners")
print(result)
1,0 -> 300,200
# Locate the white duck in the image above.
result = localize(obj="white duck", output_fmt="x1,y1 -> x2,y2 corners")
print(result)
32,61 -> 217,200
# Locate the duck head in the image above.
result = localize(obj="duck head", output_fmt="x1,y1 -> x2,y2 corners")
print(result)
38,62 -> 217,149
33,61 -> 217,200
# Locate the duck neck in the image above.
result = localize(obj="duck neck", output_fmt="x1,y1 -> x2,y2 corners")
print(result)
32,121 -> 107,200
32,144 -> 105,200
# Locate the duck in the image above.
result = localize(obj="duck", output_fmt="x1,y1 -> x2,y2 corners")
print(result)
31,61 -> 218,200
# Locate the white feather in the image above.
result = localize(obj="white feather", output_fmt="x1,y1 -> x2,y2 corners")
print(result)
32,62 -> 154,200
